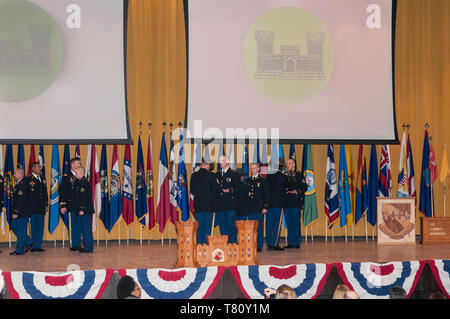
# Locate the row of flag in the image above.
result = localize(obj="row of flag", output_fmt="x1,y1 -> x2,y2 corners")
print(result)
1,127 -> 450,237
324,128 -> 450,230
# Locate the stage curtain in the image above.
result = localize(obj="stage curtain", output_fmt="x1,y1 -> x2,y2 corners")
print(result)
0,0 -> 449,244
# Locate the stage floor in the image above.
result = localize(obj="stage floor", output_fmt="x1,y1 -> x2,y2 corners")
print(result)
1,239 -> 450,272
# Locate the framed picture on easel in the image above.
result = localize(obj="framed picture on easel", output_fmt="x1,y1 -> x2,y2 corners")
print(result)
377,198 -> 416,245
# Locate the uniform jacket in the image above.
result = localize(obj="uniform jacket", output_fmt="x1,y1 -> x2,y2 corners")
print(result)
12,179 -> 29,219
74,177 -> 95,215
265,170 -> 286,209
190,168 -> 218,213
215,167 -> 240,211
245,175 -> 270,214
59,172 -> 78,212
235,179 -> 250,217
24,174 -> 48,215
283,170 -> 308,209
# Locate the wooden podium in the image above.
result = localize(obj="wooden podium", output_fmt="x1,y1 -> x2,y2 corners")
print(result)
175,220 -> 258,268
421,217 -> 450,244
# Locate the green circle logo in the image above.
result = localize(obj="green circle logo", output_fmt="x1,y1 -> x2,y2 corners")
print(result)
0,0 -> 64,103
244,7 -> 334,105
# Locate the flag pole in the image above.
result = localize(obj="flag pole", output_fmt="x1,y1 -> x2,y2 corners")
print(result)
211,212 -> 216,236
325,219 -> 328,243
127,225 -> 129,246
62,225 -> 65,248
276,211 -> 283,246
352,224 -> 354,241
311,225 -> 314,242
9,229 -> 11,249
118,218 -> 121,247
444,182 -> 447,217
344,226 -> 347,242
305,227 -> 308,244
140,224 -> 142,246
365,214 -> 368,242
331,226 -> 334,242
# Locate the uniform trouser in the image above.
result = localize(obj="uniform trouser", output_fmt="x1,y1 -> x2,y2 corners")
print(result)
30,214 -> 45,249
11,218 -> 33,254
266,208 -> 282,247
215,210 -> 237,243
79,214 -> 94,252
248,212 -> 265,250
70,212 -> 81,248
284,207 -> 302,246
196,212 -> 214,245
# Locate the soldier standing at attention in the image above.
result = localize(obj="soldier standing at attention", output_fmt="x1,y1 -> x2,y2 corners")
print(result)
283,158 -> 308,249
245,163 -> 270,252
190,159 -> 218,245
73,166 -> 94,253
26,162 -> 48,252
215,155 -> 240,243
265,159 -> 286,251
10,168 -> 33,256
60,158 -> 82,251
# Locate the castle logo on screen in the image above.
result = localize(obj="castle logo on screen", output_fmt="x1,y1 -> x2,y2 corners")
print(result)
0,0 -> 63,103
254,31 -> 326,81
244,7 -> 334,105
0,25 -> 54,76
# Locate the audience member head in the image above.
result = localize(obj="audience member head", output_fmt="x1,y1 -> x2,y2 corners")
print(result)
343,290 -> 360,299
333,284 -> 350,299
117,275 -> 141,299
429,291 -> 447,299
275,284 -> 297,299
389,286 -> 407,299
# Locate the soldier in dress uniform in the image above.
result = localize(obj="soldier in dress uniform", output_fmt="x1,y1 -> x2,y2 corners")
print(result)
73,166 -> 94,253
245,163 -> 270,252
190,159 -> 218,245
234,168 -> 250,221
283,158 -> 308,249
60,158 -> 82,251
26,162 -> 48,252
265,159 -> 286,251
10,168 -> 33,256
215,155 -> 240,243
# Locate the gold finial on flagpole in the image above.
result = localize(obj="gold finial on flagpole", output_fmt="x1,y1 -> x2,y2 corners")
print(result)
139,121 -> 143,135
178,121 -> 183,128
425,123 -> 430,129
162,122 -> 167,130
148,121 -> 152,131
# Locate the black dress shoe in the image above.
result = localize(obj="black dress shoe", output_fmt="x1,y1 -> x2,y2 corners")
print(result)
78,248 -> 86,253
257,248 -> 262,252
31,248 -> 45,252
271,246 -> 285,251
25,244 -> 32,253
70,247 -> 81,251
10,251 -> 24,256
285,245 -> 300,249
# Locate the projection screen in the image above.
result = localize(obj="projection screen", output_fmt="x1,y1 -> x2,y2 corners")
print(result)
185,0 -> 398,144
0,0 -> 130,143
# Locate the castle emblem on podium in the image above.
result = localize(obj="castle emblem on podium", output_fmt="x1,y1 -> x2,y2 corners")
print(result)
0,25 -> 53,76
254,30 -> 326,81
176,220 -> 259,268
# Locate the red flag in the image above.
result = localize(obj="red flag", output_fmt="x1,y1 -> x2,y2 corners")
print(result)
429,138 -> 438,184
146,131 -> 155,230
122,144 -> 134,225
75,145 -> 81,159
27,145 -> 36,175
156,131 -> 171,233
89,145 -> 101,231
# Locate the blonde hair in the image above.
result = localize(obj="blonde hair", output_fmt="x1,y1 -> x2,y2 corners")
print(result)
275,284 -> 297,299
333,284 -> 350,299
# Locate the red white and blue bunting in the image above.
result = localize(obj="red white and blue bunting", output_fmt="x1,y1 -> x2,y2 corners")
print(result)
3,269 -> 113,299
117,266 -> 225,299
229,263 -> 332,299
427,259 -> 450,298
335,261 -> 425,299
